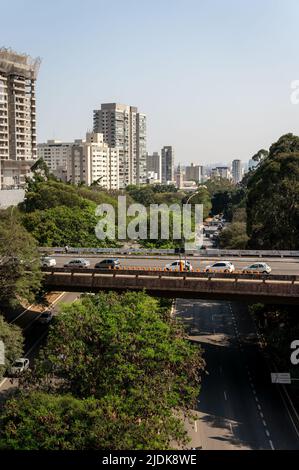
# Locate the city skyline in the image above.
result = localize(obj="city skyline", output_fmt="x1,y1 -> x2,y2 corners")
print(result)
2,0 -> 299,165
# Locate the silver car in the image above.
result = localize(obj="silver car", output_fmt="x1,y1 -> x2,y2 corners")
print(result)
10,357 -> 29,375
242,263 -> 271,274
63,258 -> 90,268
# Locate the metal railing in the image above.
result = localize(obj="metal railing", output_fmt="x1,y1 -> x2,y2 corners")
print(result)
39,247 -> 299,258
42,267 -> 299,284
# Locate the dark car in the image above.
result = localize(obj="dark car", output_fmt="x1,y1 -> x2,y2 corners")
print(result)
94,258 -> 121,270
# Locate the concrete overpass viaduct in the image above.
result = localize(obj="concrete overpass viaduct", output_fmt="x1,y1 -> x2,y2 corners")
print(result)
42,268 -> 299,304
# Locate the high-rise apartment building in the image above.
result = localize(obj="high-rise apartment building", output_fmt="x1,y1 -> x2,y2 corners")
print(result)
161,146 -> 174,184
0,48 -> 40,188
37,140 -> 72,176
211,166 -> 232,180
146,151 -> 161,181
232,159 -> 242,184
185,163 -> 203,183
66,132 -> 119,189
93,103 -> 147,187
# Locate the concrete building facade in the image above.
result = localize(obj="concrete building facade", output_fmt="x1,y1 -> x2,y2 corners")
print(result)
0,48 -> 40,188
185,163 -> 203,183
37,140 -> 72,179
211,166 -> 232,180
93,103 -> 147,187
232,159 -> 242,184
146,151 -> 161,182
161,146 -> 174,184
66,132 -> 119,189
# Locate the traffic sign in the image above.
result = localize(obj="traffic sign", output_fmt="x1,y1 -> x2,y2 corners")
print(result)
271,372 -> 291,384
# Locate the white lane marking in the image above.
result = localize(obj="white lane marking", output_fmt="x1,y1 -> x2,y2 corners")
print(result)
224,391 -> 228,401
10,302 -> 35,324
260,412 -> 264,419
194,420 -> 198,432
263,420 -> 267,427
255,396 -> 259,403
0,377 -> 7,388
25,330 -> 49,356
23,292 -> 66,332
269,440 -> 275,450
276,382 -> 299,439
265,430 -> 270,437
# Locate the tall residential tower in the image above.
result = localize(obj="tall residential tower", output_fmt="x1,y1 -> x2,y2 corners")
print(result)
161,146 -> 174,184
0,48 -> 40,188
93,103 -> 147,187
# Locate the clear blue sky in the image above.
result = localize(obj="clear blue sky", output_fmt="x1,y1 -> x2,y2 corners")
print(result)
3,0 -> 299,164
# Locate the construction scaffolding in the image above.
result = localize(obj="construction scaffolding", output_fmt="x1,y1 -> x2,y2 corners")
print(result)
0,47 -> 41,79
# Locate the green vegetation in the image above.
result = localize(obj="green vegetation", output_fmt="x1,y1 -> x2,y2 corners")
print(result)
219,208 -> 248,249
0,210 -> 42,306
0,292 -> 204,450
247,134 -> 299,249
20,179 -> 120,248
249,303 -> 299,378
214,134 -> 299,250
0,317 -> 23,380
0,391 -> 187,450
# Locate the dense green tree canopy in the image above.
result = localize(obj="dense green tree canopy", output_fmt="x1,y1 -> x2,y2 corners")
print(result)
247,133 -> 299,249
0,292 -> 204,449
0,210 -> 42,305
31,292 -> 204,412
0,391 -> 187,450
0,317 -> 23,379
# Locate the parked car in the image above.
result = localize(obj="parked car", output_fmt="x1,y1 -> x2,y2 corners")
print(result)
40,256 -> 56,268
38,310 -> 54,324
94,258 -> 121,270
165,260 -> 193,271
205,261 -> 235,273
242,262 -> 271,274
10,358 -> 29,375
63,258 -> 90,268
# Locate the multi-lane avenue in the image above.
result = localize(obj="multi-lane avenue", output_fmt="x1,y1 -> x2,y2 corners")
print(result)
175,298 -> 299,449
52,254 -> 299,275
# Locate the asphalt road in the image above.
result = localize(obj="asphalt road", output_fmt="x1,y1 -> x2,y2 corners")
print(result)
0,292 -> 80,400
52,254 -> 299,275
175,298 -> 299,450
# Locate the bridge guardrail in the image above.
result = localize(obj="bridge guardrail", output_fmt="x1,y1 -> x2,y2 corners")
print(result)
41,267 -> 299,283
39,247 -> 299,258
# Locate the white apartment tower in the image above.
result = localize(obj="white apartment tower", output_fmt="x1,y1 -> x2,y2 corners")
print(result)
232,159 -> 242,184
67,132 -> 119,189
0,48 -> 40,188
37,140 -> 72,178
93,103 -> 147,187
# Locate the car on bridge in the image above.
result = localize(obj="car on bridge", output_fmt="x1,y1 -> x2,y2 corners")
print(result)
205,261 -> 235,273
94,258 -> 121,270
63,258 -> 90,268
165,260 -> 194,271
242,262 -> 271,274
40,256 -> 56,268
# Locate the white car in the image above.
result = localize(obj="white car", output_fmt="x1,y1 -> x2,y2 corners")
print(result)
242,263 -> 271,274
10,358 -> 30,375
165,260 -> 193,271
64,258 -> 90,268
39,310 -> 54,324
205,261 -> 235,273
41,256 -> 56,268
